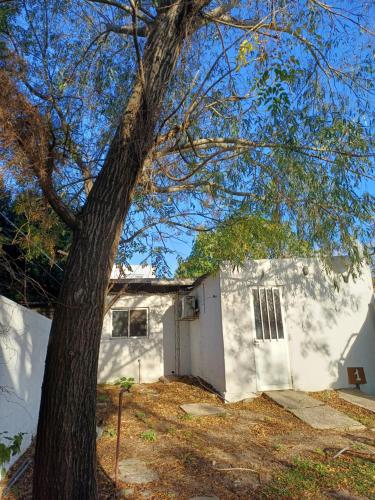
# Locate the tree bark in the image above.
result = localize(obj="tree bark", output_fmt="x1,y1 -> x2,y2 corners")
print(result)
32,2 -> 210,498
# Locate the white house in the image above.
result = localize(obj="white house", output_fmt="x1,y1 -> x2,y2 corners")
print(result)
1,257 -> 374,469
99,257 -> 375,402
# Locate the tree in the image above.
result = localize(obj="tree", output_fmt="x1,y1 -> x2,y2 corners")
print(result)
0,184 -> 68,306
0,1 -> 373,497
176,212 -> 312,277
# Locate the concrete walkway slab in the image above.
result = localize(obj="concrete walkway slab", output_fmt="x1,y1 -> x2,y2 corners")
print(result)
292,406 -> 366,431
265,390 -> 324,410
118,458 -> 159,484
266,390 -> 365,431
338,389 -> 375,413
180,403 -> 226,416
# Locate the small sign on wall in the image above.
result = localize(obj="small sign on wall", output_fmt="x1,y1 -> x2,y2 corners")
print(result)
347,367 -> 366,385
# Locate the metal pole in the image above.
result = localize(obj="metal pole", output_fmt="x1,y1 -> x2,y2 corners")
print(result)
115,388 -> 126,487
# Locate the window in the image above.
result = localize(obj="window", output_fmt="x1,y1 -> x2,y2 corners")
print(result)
252,288 -> 284,340
112,308 -> 148,338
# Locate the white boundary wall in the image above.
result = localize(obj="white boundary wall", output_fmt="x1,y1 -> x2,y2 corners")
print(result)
0,295 -> 51,470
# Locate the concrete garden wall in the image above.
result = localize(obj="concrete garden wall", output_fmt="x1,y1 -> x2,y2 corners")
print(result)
0,295 -> 51,470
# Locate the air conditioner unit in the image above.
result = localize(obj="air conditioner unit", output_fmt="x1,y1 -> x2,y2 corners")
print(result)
178,295 -> 199,320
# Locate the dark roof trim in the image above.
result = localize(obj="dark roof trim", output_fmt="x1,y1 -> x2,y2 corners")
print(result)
108,274 -> 211,295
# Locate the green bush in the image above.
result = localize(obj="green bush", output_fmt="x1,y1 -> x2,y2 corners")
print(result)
0,432 -> 25,480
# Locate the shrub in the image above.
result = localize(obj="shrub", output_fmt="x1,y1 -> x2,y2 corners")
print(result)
0,432 -> 25,480
114,377 -> 135,391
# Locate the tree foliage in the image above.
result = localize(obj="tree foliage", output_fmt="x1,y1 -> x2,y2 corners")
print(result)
0,181 -> 69,305
0,0 -> 373,275
176,213 -> 312,277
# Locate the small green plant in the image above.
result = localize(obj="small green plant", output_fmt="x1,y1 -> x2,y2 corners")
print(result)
97,394 -> 110,403
135,411 -> 147,422
103,425 -> 117,438
114,377 -> 135,391
179,413 -> 194,421
140,430 -> 157,442
0,432 -> 25,480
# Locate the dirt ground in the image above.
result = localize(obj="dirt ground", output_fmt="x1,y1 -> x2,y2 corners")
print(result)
2,379 -> 375,499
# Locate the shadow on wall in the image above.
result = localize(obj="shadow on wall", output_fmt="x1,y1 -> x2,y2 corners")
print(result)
334,301 -> 375,395
219,258 -> 375,396
0,295 -> 51,470
98,299 -> 176,384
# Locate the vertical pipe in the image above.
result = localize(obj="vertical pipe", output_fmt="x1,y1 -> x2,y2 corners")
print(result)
115,388 -> 125,487
175,292 -> 180,375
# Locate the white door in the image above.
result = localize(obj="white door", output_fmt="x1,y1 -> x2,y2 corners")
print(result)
251,288 -> 292,391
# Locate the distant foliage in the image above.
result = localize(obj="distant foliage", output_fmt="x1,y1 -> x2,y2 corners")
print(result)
176,214 -> 312,278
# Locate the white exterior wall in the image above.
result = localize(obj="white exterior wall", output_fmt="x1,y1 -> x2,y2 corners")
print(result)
189,274 -> 226,395
98,293 -> 179,383
178,319 -> 191,375
0,296 -> 51,470
220,258 -> 375,397
219,266 -> 258,401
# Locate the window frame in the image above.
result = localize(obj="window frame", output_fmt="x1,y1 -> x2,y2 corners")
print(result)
111,307 -> 149,339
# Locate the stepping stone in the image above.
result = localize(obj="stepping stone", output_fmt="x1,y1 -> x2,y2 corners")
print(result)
291,406 -> 365,431
180,403 -> 226,416
265,390 -> 365,430
338,389 -> 375,413
265,390 -> 324,409
118,459 -> 159,484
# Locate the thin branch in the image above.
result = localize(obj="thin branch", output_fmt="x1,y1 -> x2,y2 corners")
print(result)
87,0 -> 152,23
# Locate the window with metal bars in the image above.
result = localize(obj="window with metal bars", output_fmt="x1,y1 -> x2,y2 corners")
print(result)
252,288 -> 284,340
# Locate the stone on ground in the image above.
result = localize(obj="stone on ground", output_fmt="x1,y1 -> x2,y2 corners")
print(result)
265,390 -> 365,430
292,406 -> 365,431
180,403 -> 226,416
265,390 -> 324,409
338,389 -> 375,413
118,458 -> 159,484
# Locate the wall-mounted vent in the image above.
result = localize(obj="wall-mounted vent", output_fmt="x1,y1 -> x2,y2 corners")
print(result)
177,295 -> 199,320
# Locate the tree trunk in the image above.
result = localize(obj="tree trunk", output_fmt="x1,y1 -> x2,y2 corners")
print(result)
32,2 -> 209,498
